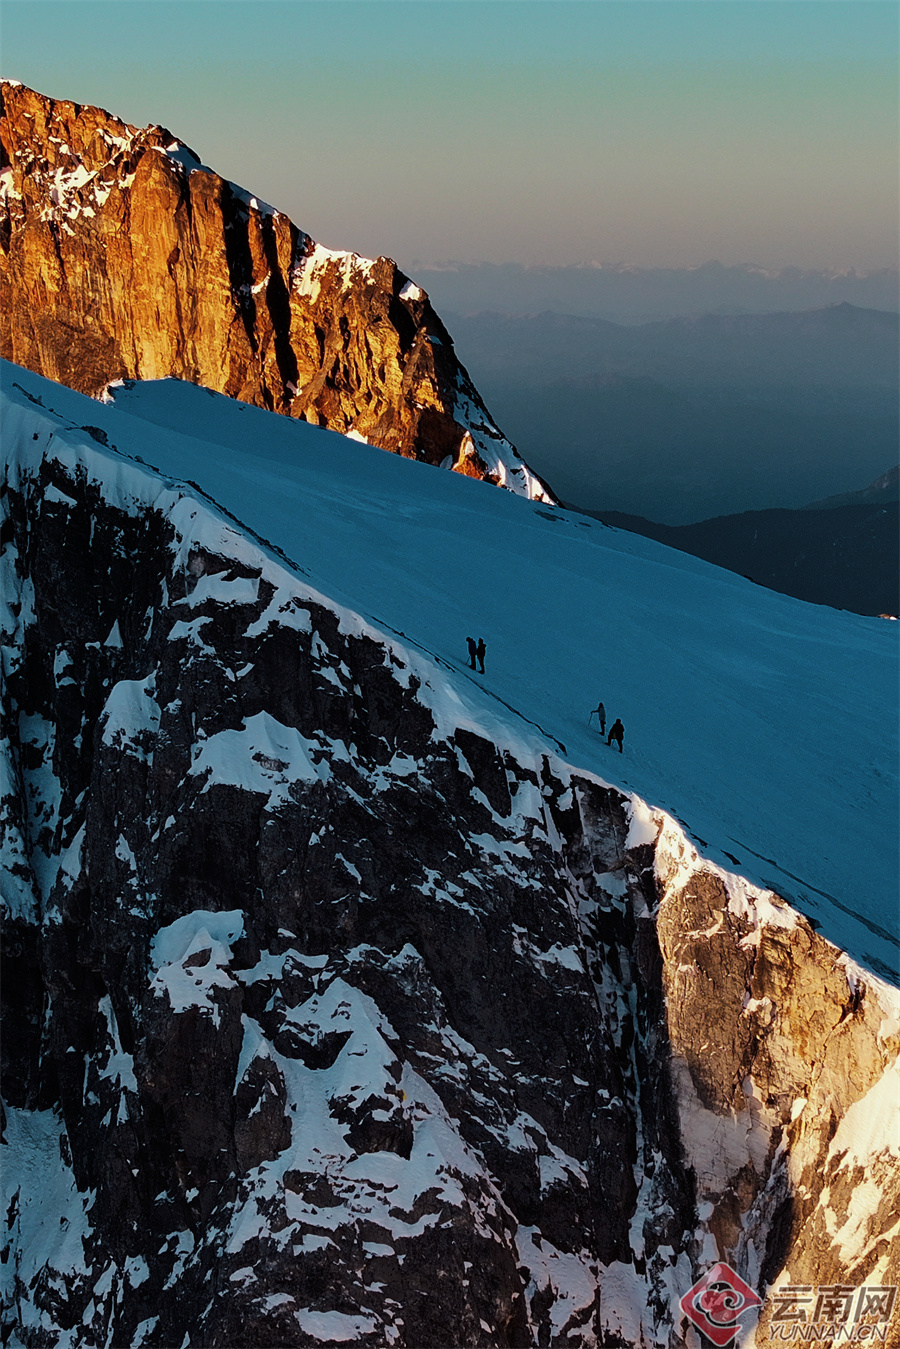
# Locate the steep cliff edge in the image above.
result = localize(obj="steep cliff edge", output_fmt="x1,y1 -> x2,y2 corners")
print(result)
0,80 -> 551,499
3,368 -> 898,1347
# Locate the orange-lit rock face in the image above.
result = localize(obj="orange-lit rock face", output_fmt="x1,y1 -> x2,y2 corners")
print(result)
0,81 -> 554,500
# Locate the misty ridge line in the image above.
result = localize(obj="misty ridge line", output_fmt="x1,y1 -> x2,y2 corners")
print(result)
410,259 -> 900,324
412,259 -> 899,274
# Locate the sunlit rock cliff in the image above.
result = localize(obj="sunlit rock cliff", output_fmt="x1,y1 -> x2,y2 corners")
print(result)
0,80 -> 551,499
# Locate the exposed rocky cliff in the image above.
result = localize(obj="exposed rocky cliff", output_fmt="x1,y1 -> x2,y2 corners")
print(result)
3,371 -> 898,1348
0,80 -> 551,499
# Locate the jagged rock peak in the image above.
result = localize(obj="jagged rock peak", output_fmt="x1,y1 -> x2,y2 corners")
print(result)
0,79 -> 554,500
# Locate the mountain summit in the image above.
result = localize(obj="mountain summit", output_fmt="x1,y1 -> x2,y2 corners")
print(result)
0,80 -> 552,499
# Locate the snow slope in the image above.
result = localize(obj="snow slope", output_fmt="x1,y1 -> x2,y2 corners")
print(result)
3,361 -> 897,982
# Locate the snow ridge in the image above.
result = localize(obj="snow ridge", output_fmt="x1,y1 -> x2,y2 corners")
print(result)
2,363 -> 899,1348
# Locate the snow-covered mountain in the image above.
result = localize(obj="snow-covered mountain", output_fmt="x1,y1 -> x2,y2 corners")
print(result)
0,80 -> 551,500
3,360 -> 898,1347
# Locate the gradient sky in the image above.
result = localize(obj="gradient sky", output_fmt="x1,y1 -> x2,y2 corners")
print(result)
2,1 -> 897,273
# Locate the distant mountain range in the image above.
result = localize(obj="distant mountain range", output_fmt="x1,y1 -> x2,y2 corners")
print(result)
807,464 -> 900,510
445,305 -> 899,523
413,260 -> 900,324
584,466 -> 899,617
446,303 -> 899,393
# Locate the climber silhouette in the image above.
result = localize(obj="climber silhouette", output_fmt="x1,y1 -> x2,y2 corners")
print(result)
476,638 -> 486,674
607,718 -> 624,753
466,636 -> 477,670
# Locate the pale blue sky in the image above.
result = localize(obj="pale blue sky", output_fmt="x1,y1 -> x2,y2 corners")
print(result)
2,1 -> 897,271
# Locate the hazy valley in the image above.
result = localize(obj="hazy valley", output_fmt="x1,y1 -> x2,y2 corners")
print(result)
443,306 -> 899,615
444,305 -> 899,524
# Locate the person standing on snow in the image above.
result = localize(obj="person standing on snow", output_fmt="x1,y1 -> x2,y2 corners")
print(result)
466,637 -> 477,670
476,638 -> 486,674
607,718 -> 624,753
594,701 -> 606,735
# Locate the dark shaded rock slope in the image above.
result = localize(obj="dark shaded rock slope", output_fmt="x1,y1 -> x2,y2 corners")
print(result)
2,392 -> 899,1348
0,80 -> 551,499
